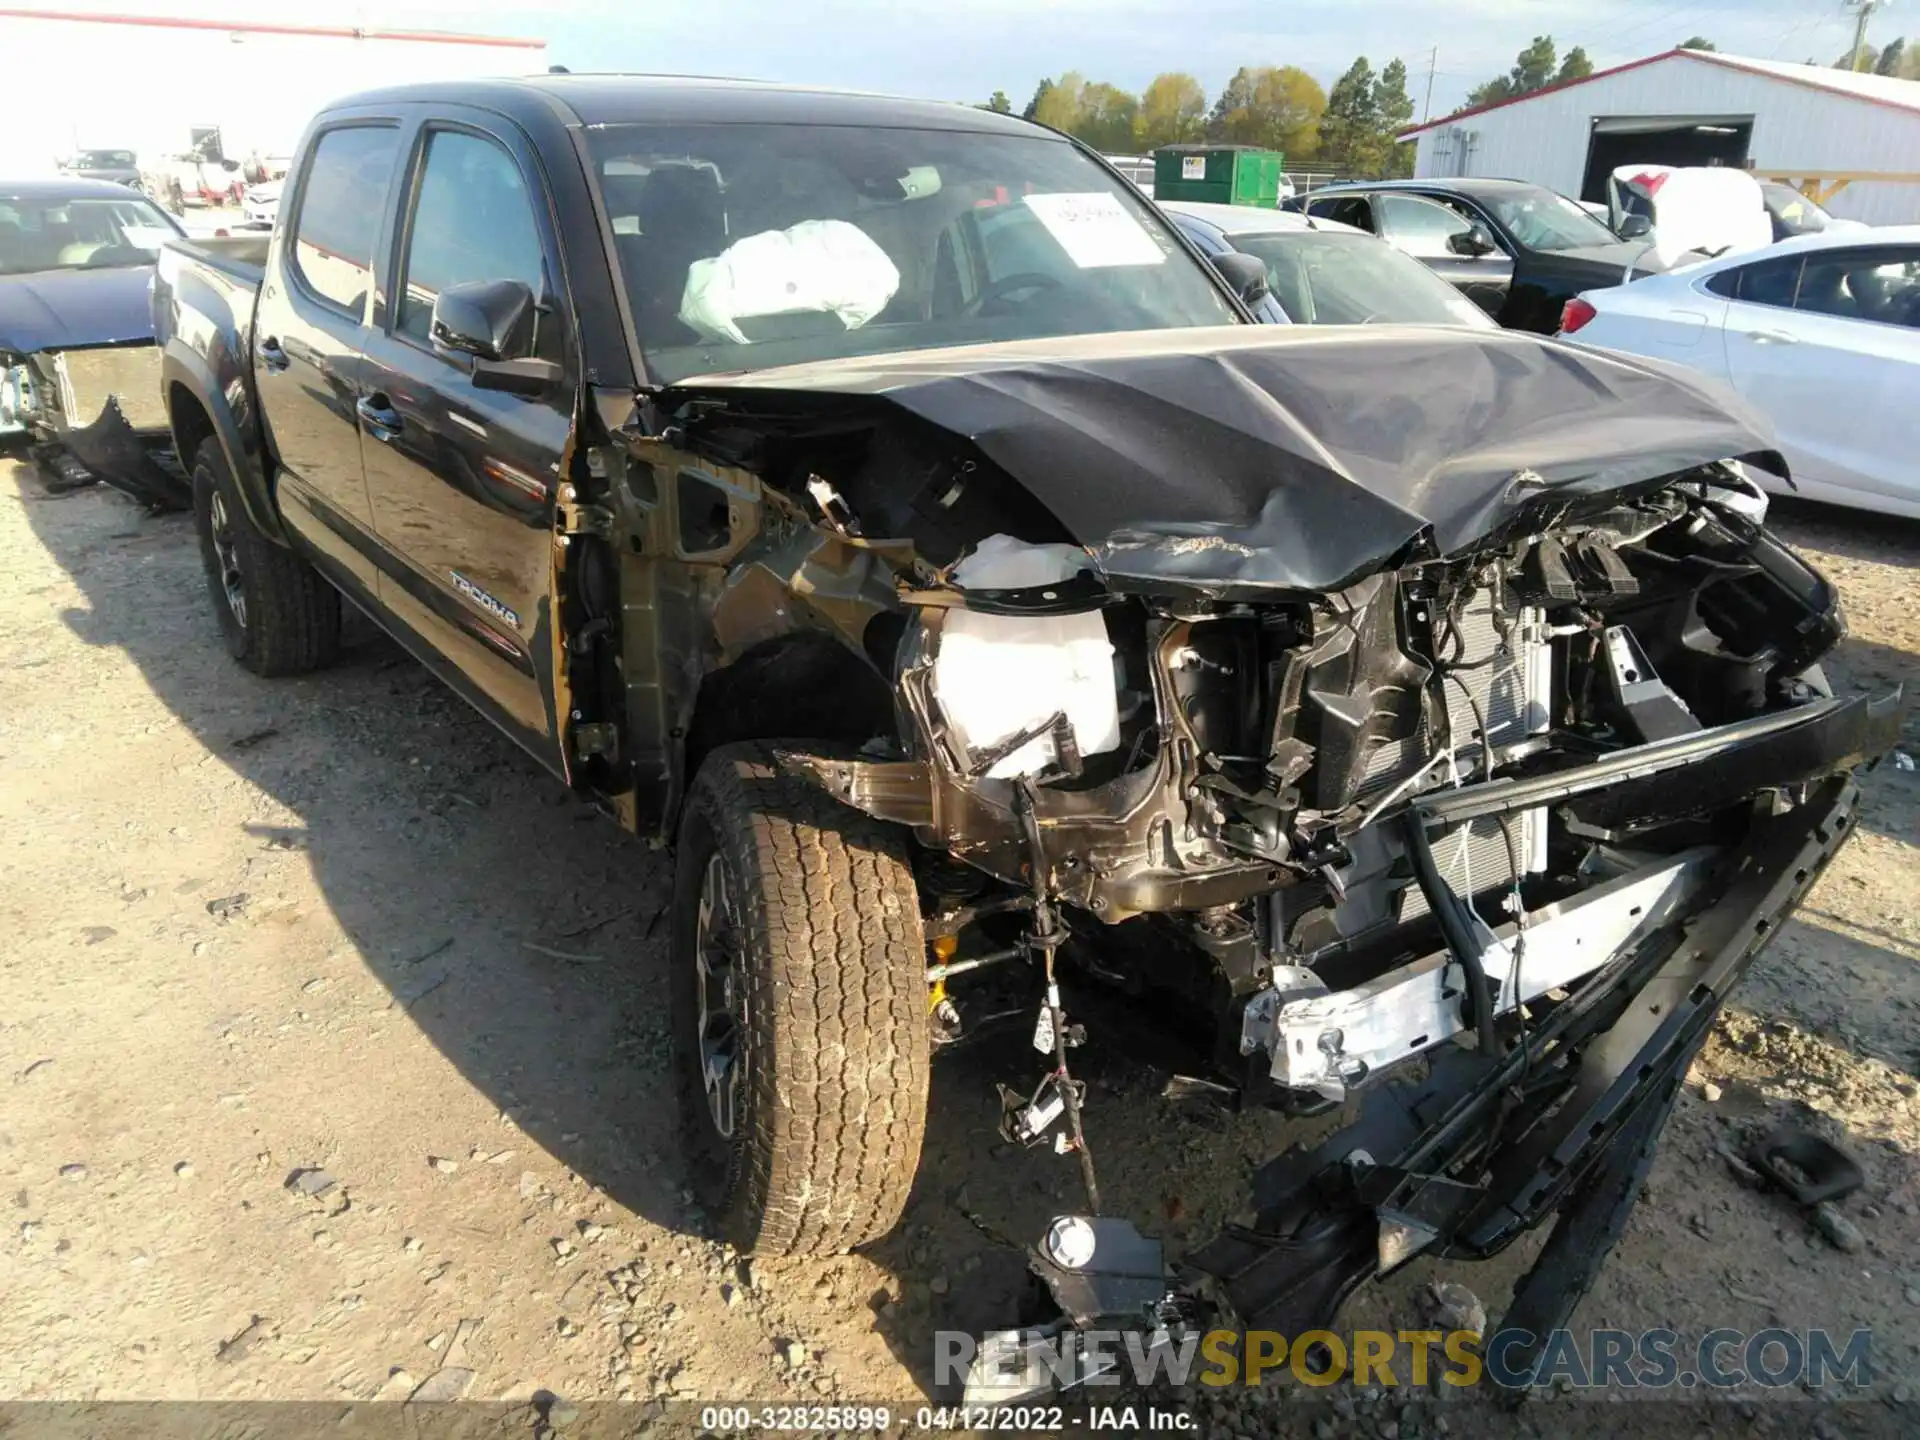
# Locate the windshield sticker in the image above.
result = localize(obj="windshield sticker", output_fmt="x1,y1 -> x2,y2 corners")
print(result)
121,226 -> 175,249
1022,192 -> 1166,269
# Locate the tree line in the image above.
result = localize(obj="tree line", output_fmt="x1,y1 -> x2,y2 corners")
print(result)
1834,36 -> 1920,78
981,57 -> 1418,176
987,30 -> 1920,172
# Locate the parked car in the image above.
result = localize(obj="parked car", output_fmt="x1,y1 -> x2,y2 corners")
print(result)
152,77 -> 1899,1383
59,148 -> 142,188
237,178 -> 281,232
1288,177 -> 1693,332
143,153 -> 246,212
1562,226 -> 1920,519
1161,200 -> 1496,327
1759,182 -> 1867,242
0,177 -> 189,504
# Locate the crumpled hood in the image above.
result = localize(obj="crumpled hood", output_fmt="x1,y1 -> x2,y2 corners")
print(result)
0,265 -> 156,355
669,324 -> 1782,594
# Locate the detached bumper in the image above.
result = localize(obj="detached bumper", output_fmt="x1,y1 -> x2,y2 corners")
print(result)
13,345 -> 187,507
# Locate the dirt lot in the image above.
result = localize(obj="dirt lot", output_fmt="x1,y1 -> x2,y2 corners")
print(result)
2,457 -> 1917,1431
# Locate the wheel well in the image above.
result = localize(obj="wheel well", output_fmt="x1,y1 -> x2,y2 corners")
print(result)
682,630 -> 897,790
166,381 -> 215,467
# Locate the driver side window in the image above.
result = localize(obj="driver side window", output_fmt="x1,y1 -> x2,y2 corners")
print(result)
1376,194 -> 1480,259
397,129 -> 549,354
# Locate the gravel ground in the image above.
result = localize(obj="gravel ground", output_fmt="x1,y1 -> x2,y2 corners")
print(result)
1,460 -> 1916,1434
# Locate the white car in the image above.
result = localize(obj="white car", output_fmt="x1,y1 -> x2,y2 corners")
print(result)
239,178 -> 281,231
1560,226 -> 1920,519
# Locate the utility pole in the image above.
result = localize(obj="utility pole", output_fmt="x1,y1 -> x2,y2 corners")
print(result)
1422,46 -> 1438,121
1843,0 -> 1881,71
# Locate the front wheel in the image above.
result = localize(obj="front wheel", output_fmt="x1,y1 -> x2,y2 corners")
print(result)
671,742 -> 930,1256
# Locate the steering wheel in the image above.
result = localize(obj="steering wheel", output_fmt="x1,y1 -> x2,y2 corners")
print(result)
961,270 -> 1063,317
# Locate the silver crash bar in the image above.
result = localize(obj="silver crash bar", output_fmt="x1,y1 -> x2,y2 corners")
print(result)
1242,848 -> 1714,1099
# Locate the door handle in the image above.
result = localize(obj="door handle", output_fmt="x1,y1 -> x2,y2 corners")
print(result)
259,337 -> 290,372
356,394 -> 403,439
1743,329 -> 1799,345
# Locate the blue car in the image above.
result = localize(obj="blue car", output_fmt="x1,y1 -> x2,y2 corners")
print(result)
1,177 -> 188,506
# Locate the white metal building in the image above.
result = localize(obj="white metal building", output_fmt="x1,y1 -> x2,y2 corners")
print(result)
3,8 -> 547,175
1401,48 -> 1920,225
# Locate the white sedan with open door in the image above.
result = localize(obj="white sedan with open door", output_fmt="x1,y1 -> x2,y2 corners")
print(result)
1560,227 -> 1920,519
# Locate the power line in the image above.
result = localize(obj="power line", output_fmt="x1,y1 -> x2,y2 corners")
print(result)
1842,0 -> 1883,69
1582,0 -> 1730,57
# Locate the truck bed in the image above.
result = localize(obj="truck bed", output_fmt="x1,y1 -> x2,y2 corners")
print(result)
150,233 -> 271,510
163,234 -> 270,284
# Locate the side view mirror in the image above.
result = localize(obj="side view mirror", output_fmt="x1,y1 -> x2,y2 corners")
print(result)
1211,251 -> 1272,308
1618,213 -> 1653,240
1448,225 -> 1498,257
431,278 -> 561,394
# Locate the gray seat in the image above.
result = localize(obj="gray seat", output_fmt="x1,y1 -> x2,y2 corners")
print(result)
622,167 -> 728,345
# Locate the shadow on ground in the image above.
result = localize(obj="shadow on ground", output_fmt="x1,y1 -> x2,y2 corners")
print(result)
18,470 -> 1223,1400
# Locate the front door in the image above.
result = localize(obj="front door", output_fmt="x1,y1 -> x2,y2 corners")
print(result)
253,121 -> 403,596
1374,193 -> 1514,318
357,117 -> 573,763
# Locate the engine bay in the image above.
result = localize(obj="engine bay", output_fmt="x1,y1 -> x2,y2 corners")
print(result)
779,468 -> 1844,1100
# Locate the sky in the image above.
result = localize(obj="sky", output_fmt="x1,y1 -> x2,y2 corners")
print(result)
18,0 -> 1901,121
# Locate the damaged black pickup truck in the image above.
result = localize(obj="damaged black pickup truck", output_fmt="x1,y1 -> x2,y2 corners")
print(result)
152,76 -> 1903,1387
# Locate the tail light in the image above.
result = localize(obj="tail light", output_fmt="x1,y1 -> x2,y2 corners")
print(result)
1560,298 -> 1598,334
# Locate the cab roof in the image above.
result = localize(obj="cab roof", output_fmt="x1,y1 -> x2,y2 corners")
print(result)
327,73 -> 1049,137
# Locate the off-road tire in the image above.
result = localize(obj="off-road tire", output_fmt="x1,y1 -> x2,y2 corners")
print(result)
191,437 -> 340,676
672,741 -> 930,1256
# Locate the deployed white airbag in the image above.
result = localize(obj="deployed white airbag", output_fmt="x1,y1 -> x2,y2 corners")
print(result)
1609,165 -> 1772,269
679,220 -> 901,344
931,535 -> 1120,780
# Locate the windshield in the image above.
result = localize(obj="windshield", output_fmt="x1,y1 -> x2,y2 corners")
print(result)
1484,186 -> 1619,252
1761,183 -> 1835,236
75,151 -> 136,169
0,195 -> 178,275
586,123 -> 1240,383
1230,230 -> 1493,327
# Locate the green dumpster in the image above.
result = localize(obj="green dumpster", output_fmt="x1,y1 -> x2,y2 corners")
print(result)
1152,145 -> 1286,207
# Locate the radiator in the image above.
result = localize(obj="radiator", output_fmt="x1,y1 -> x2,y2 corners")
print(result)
1323,591 -> 1550,937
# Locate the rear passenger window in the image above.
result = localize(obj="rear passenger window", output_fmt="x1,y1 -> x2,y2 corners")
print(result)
397,129 -> 547,348
1706,256 -> 1801,308
291,126 -> 400,316
1313,197 -> 1376,233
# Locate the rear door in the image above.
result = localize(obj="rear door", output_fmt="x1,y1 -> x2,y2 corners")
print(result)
254,121 -> 404,596
356,111 -> 573,763
1719,243 -> 1920,510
